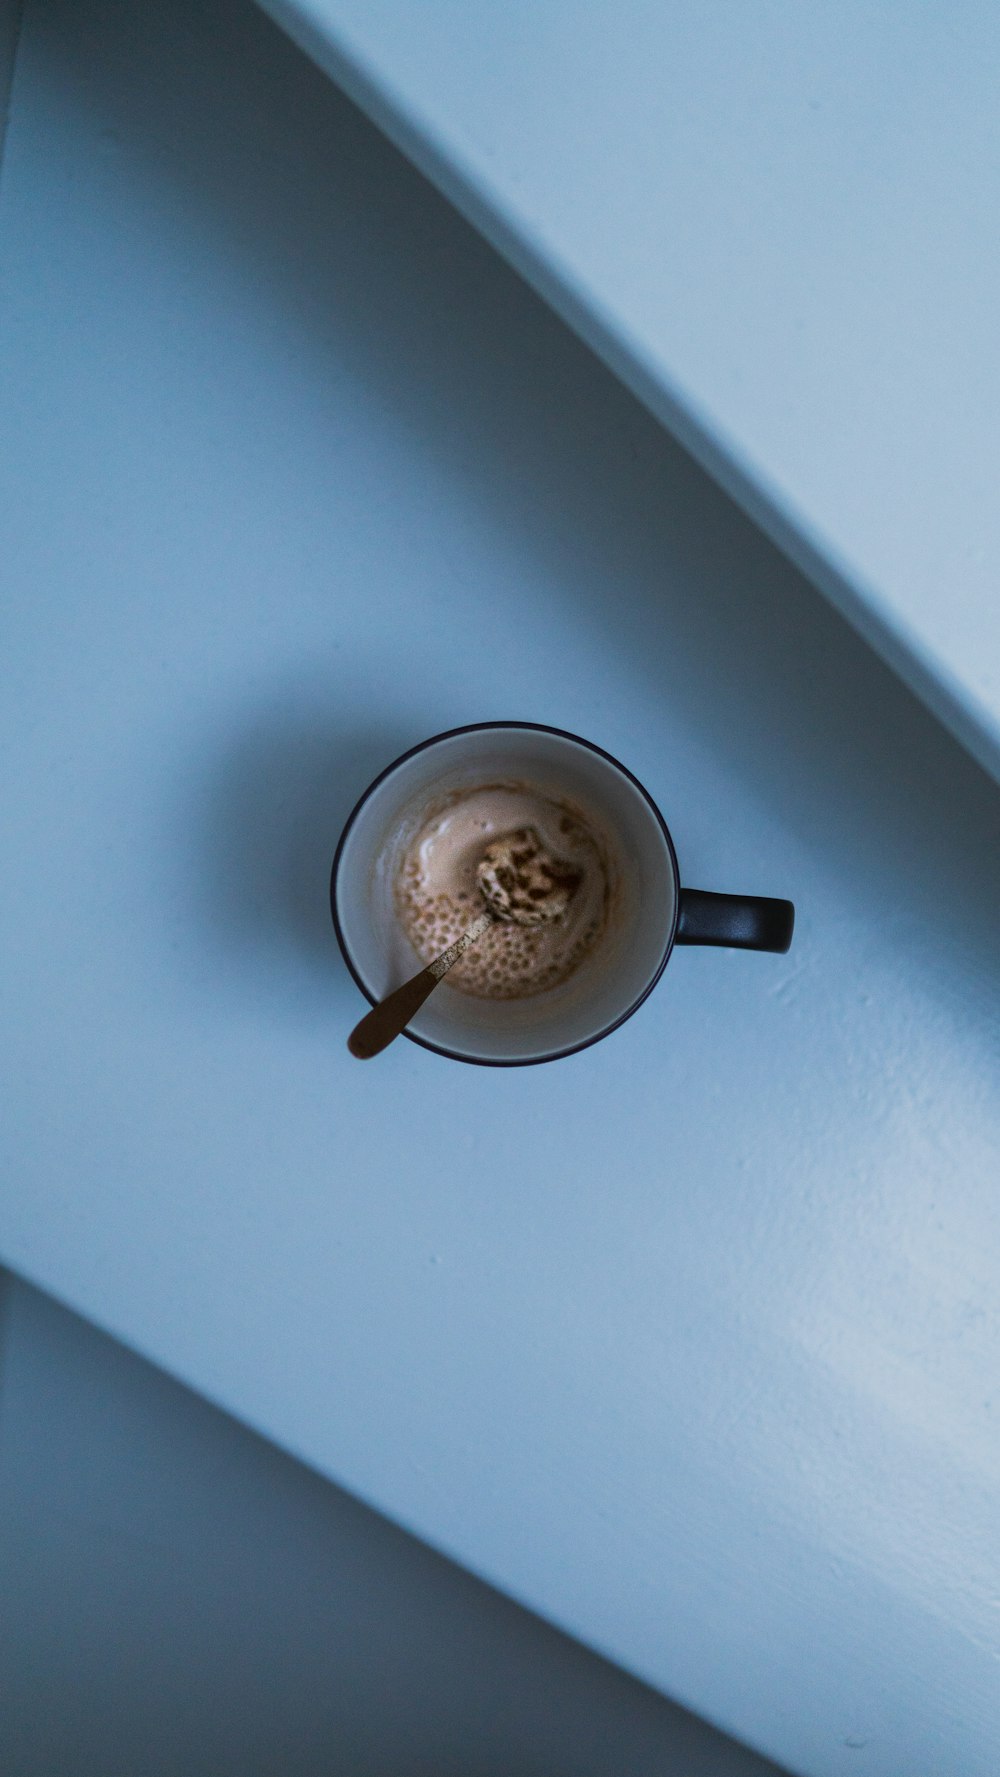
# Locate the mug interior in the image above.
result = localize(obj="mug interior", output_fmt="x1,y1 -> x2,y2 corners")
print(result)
333,726 -> 677,1063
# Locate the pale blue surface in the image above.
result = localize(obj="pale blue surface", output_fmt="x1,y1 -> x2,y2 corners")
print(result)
261,0 -> 1000,787
2,4 -> 1000,1776
0,1273 -> 781,1776
0,0 -> 20,141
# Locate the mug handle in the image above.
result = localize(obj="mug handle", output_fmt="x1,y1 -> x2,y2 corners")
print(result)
676,889 -> 794,953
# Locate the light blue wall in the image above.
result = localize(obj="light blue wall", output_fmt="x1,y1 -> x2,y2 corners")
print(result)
2,2 -> 998,1772
260,0 -> 1000,786
0,1272 -> 784,1777
0,0 -> 22,175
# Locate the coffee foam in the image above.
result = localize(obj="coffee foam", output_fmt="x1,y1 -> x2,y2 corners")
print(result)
393,781 -> 612,1000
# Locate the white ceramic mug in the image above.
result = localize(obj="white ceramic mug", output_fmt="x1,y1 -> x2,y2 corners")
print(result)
331,723 -> 794,1065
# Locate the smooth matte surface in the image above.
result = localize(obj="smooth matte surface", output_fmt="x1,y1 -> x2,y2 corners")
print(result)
261,0 -> 1000,787
2,4 -> 999,1775
0,0 -> 22,149
0,1273 -> 784,1777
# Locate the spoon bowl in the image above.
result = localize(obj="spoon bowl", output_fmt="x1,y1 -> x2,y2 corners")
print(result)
347,826 -> 581,1059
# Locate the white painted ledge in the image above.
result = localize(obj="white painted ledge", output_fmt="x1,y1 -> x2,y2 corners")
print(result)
2,5 -> 999,1777
0,1274 -> 783,1775
259,0 -> 1000,789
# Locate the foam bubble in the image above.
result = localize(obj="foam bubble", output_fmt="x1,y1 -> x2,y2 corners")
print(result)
393,781 -> 612,1001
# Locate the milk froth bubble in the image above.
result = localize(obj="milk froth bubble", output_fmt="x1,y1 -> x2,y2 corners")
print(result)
394,781 -> 612,1000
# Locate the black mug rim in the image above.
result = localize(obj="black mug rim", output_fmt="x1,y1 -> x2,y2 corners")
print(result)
330,721 -> 680,1066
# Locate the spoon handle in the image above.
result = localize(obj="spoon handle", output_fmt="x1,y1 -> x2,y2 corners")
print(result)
348,910 -> 493,1059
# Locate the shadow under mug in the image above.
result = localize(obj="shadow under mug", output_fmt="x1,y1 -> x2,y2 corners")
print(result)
331,722 -> 794,1065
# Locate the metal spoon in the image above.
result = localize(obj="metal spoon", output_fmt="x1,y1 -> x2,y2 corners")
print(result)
347,827 -> 581,1059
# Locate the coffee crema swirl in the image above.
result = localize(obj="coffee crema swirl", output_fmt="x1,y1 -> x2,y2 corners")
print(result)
394,782 -> 611,1000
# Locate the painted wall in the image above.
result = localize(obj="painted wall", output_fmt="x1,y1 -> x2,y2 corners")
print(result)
261,0 -> 1000,787
0,1272 -> 784,1777
1,2 -> 998,1774
0,0 -> 21,140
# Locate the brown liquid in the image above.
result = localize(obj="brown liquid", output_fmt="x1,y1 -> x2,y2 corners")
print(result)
394,782 -> 612,1000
